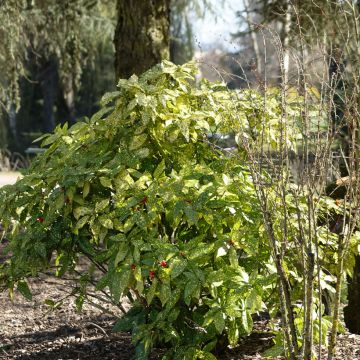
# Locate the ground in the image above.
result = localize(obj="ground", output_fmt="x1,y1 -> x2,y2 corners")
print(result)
0,273 -> 276,359
0,172 -> 21,188
1,272 -> 360,360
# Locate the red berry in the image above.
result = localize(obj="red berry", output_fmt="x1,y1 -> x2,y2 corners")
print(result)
149,270 -> 156,280
36,217 -> 44,223
160,260 -> 168,268
131,264 -> 136,270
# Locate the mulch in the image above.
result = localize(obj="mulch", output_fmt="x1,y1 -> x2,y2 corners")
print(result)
0,265 -> 360,359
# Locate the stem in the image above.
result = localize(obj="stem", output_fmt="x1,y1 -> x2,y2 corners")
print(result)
263,205 -> 299,359
327,239 -> 345,360
303,252 -> 315,360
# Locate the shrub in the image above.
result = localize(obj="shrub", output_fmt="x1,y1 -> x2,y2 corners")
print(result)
0,61 -> 349,359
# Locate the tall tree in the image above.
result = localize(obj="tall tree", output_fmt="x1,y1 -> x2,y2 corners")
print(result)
0,0 -> 211,149
0,0 -> 115,147
114,0 -> 171,79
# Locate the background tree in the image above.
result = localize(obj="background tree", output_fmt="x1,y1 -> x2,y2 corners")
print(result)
0,0 -> 213,151
114,0 -> 171,79
0,0 -> 115,150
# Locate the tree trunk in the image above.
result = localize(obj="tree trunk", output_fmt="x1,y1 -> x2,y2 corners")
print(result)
62,75 -> 76,125
0,114 -> 9,149
280,1 -> 292,85
114,0 -> 171,79
344,256 -> 360,333
243,0 -> 261,74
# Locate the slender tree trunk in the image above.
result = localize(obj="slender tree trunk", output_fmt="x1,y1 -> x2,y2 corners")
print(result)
114,0 -> 171,79
281,2 -> 292,86
303,251 -> 314,360
0,113 -> 9,148
328,239 -> 346,360
243,0 -> 261,74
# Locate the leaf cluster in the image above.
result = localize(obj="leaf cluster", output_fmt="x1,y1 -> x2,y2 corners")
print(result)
0,60 -> 352,359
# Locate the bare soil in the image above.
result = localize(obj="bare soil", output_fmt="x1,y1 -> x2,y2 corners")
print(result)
1,268 -> 360,359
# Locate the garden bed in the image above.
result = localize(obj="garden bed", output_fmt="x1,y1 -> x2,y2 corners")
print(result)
1,273 -> 360,359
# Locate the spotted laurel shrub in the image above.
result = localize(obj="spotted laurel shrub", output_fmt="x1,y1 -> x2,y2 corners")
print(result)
0,61 -> 342,359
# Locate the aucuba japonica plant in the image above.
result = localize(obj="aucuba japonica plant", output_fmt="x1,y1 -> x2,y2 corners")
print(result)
0,61 -> 352,359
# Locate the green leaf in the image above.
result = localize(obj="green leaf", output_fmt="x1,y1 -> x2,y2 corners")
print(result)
200,351 -> 218,360
135,147 -> 150,158
95,271 -> 113,291
170,258 -> 187,279
83,181 -> 90,198
73,206 -> 92,220
146,278 -> 158,305
17,280 -> 32,300
184,279 -> 199,305
135,340 -> 151,360
213,311 -> 225,334
202,340 -> 217,353
184,206 -> 198,225
134,266 -> 144,294
90,106 -> 113,123
238,309 -> 253,335
228,320 -> 239,347
153,159 -> 165,179
44,299 -> 63,310
113,316 -> 133,332
78,238 -> 96,256
101,91 -> 121,106
123,216 -> 135,233
75,295 -> 85,312
159,283 -> 171,306
246,289 -> 262,313
179,120 -> 189,141
95,199 -> 109,212
188,243 -> 214,261
263,344 -> 284,358
161,60 -> 178,74
110,269 -> 131,303
113,306 -> 146,332
44,299 -> 55,307
75,215 -> 90,231
129,134 -> 148,151
229,247 -> 238,267
100,177 -> 112,189
54,194 -> 65,210
99,216 -> 113,229
114,242 -> 128,266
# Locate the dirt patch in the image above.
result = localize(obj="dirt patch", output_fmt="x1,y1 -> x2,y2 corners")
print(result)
1,273 -> 360,359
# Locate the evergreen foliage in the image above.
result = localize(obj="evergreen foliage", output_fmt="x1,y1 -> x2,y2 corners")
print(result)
0,61 -> 356,359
